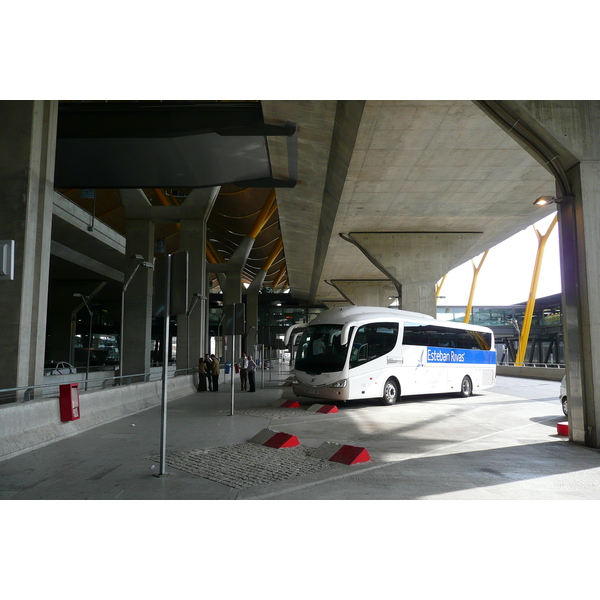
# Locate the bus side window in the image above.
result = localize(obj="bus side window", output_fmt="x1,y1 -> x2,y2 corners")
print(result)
350,322 -> 398,368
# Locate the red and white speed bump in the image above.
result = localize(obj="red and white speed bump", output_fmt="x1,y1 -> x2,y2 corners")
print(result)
275,400 -> 302,409
557,422 -> 569,436
249,428 -> 300,448
307,404 -> 339,414
313,442 -> 371,465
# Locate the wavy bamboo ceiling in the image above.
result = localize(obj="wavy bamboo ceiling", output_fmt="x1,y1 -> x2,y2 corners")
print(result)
55,185 -> 288,292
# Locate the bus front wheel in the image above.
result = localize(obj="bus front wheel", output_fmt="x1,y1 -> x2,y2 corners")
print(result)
459,376 -> 473,398
382,378 -> 399,405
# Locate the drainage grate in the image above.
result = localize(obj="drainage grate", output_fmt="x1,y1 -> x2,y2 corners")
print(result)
148,443 -> 340,489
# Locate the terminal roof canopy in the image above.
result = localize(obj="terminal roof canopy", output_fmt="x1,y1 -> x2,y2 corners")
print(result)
51,100 -> 557,306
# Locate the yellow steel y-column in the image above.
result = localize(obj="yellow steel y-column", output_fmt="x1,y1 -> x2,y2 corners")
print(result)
463,251 -> 489,324
515,215 -> 558,365
249,190 -> 276,240
435,274 -> 447,305
272,263 -> 287,289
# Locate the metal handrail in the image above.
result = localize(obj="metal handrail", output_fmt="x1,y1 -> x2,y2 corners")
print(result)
499,362 -> 565,369
0,367 -> 197,405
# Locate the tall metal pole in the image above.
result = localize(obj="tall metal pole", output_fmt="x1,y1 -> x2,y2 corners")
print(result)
159,255 -> 171,476
230,307 -> 236,416
261,344 -> 265,389
86,303 -> 93,391
119,287 -> 125,383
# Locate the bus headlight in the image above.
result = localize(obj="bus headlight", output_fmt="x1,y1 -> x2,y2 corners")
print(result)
329,379 -> 347,388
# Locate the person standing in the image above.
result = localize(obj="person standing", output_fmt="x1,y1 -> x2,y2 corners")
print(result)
247,355 -> 257,392
210,354 -> 220,391
197,357 -> 207,392
238,352 -> 249,390
204,354 -> 213,390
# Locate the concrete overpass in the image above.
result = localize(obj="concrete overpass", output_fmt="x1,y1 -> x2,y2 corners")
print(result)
264,100 -> 556,311
2,100 -> 600,451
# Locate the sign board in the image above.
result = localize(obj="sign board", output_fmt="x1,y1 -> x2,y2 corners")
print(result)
153,251 -> 189,317
223,303 -> 245,336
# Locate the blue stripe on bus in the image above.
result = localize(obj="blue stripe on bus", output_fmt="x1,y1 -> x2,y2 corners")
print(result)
426,347 -> 496,365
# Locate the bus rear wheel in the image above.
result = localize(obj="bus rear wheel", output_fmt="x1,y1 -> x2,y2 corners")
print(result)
382,378 -> 399,405
459,376 -> 473,398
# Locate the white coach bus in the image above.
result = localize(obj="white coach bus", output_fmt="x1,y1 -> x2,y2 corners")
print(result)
286,306 -> 496,405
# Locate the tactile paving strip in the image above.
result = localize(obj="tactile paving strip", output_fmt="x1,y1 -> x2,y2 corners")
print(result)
148,443 -> 341,489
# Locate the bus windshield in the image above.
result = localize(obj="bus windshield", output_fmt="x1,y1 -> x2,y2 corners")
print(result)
294,324 -> 350,374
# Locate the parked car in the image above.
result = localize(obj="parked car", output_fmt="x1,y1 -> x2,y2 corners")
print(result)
44,362 -> 77,376
560,376 -> 567,417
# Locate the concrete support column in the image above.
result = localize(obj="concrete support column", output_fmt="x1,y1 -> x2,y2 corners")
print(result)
328,279 -> 399,307
177,217 -> 205,370
176,187 -> 219,370
0,101 -> 58,395
342,232 -> 481,316
245,270 -> 268,355
123,219 -> 155,375
494,99 -> 600,448
245,293 -> 259,355
214,237 -> 255,365
400,284 -> 438,316
559,161 -> 600,446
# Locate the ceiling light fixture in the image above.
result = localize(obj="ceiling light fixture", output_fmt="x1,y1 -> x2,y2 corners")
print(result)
534,195 -> 574,206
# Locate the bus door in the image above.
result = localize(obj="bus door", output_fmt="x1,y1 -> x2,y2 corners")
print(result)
348,335 -> 382,400
348,322 -> 399,400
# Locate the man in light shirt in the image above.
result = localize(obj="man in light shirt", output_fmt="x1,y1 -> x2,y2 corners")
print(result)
238,352 -> 249,391
313,334 -> 326,356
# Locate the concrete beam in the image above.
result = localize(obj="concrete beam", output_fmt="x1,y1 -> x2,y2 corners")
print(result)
50,241 -> 124,283
341,231 -> 481,315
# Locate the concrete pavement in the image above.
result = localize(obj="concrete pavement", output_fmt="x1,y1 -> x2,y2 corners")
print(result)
1,366 -> 599,500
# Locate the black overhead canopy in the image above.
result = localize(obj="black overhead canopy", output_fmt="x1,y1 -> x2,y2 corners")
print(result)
54,101 -> 297,189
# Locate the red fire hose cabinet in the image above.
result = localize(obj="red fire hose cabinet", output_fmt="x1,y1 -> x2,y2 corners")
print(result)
59,383 -> 81,422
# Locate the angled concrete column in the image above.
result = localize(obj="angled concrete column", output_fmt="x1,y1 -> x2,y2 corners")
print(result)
0,101 -> 57,396
342,232 -> 481,316
177,188 -> 218,369
328,279 -> 399,307
487,100 -> 600,448
559,161 -> 600,447
120,190 -> 155,376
